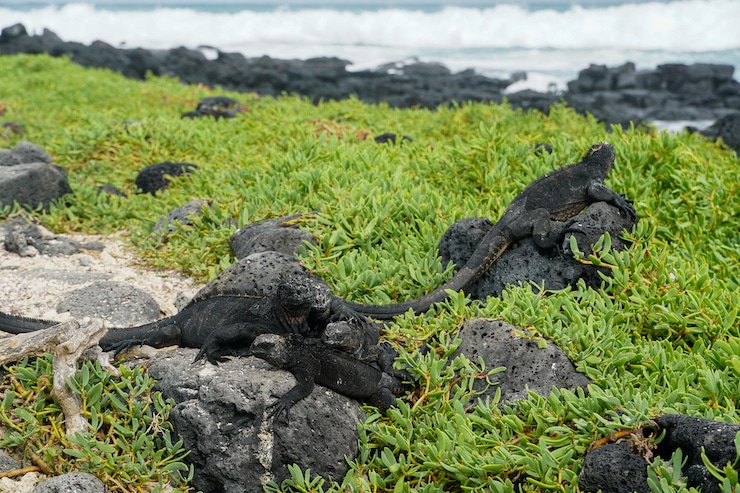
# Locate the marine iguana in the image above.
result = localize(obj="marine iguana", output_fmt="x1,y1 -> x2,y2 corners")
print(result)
250,333 -> 409,419
0,275 -> 340,356
321,320 -> 408,380
343,141 -> 637,320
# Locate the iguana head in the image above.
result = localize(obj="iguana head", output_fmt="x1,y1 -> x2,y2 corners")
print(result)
275,275 -> 315,334
322,321 -> 363,353
251,333 -> 292,368
583,141 -> 615,177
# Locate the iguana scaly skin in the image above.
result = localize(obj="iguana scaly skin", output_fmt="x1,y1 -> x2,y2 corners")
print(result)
0,275 -> 331,357
343,142 -> 637,319
251,333 -> 409,419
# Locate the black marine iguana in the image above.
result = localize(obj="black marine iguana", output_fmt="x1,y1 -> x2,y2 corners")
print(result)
251,333 -> 409,419
343,141 -> 637,320
321,320 -> 407,380
0,275 -> 349,357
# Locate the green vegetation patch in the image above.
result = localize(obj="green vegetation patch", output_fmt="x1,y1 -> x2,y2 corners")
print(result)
0,355 -> 192,491
1,54 -> 739,492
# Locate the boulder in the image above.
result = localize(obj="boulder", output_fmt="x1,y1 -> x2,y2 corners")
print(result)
0,141 -> 72,210
56,280 -> 162,326
0,163 -> 72,211
579,414 -> 740,493
135,161 -> 197,194
454,318 -> 591,403
230,213 -> 317,260
147,348 -> 367,493
700,112 -> 740,154
438,201 -> 637,301
31,473 -> 106,493
653,414 -> 740,493
578,442 -> 650,493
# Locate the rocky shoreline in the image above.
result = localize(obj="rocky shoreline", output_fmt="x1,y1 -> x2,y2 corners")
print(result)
1,22 -> 739,142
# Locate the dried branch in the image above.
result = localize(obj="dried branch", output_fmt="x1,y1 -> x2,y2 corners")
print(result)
0,318 -> 108,435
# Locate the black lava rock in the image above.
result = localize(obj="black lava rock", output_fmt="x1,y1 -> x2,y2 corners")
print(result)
438,201 -> 637,300
453,318 -> 591,403
653,414 -> 740,493
579,442 -> 650,493
182,96 -> 241,120
135,161 -> 197,194
230,213 -> 317,260
699,112 -> 740,155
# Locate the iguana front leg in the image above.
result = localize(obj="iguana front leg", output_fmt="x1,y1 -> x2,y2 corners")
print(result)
267,362 -> 316,421
505,208 -> 563,250
193,323 -> 272,364
587,181 -> 637,221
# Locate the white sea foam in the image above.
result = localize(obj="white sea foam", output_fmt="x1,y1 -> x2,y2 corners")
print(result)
1,0 -> 738,88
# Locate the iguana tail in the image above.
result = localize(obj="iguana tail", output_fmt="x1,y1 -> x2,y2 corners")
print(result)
0,309 -> 174,353
343,225 -> 514,320
0,310 -> 58,333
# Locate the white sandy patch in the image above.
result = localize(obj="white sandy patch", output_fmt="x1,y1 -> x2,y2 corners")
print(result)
0,228 -> 201,321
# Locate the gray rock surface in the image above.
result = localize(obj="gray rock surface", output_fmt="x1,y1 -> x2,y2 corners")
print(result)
147,348 -> 366,493
230,213 -> 317,260
0,450 -> 20,472
0,141 -> 71,210
439,202 -> 636,300
2,218 -> 104,257
579,414 -> 740,493
454,318 -> 591,403
56,281 -> 161,326
31,473 -> 107,493
0,141 -> 52,167
699,112 -> 740,154
0,162 -> 73,211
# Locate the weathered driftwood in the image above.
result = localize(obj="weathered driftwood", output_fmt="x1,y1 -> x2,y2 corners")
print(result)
0,318 -> 108,435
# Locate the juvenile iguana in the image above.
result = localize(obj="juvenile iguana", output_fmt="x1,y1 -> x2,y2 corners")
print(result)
343,142 -> 637,320
251,333 -> 409,419
0,275 -> 337,357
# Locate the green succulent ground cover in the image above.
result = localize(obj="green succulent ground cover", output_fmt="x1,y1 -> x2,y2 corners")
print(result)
0,54 -> 739,492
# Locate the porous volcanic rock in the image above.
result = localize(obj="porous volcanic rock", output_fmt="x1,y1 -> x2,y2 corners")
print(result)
578,442 -> 650,493
135,161 -> 197,194
148,348 -> 367,493
56,280 -> 162,326
31,473 -> 107,493
0,141 -> 72,210
438,201 -> 636,300
454,318 -> 591,403
230,213 -> 317,260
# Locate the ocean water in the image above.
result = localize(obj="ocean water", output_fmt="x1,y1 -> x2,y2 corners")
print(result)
0,0 -> 738,92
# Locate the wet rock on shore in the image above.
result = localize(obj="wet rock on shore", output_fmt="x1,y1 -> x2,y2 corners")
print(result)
1,22 -> 739,138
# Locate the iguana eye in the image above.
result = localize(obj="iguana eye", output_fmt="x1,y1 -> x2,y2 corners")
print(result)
588,143 -> 604,156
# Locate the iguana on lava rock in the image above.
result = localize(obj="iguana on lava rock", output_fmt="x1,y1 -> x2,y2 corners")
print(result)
251,333 -> 409,419
343,141 -> 637,320
0,275 -> 349,358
